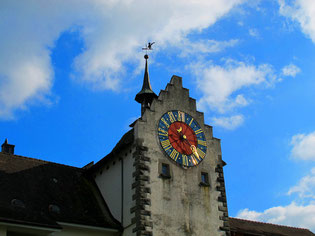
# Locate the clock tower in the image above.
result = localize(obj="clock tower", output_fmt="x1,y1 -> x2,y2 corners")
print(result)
92,54 -> 230,236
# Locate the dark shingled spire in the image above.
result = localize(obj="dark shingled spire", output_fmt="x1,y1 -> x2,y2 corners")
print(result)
1,138 -> 15,154
135,54 -> 157,115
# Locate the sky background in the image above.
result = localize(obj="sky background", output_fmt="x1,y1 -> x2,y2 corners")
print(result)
1,0 -> 315,232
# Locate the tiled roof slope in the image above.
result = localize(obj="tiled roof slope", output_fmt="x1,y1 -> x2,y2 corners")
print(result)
0,152 -> 121,230
229,217 -> 315,236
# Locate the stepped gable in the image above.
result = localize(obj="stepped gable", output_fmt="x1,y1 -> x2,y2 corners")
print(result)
229,217 -> 315,236
0,152 -> 121,230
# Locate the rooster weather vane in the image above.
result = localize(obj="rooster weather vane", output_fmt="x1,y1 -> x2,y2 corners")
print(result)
142,42 -> 155,56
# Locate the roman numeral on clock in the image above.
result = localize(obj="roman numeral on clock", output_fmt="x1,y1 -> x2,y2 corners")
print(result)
158,127 -> 168,136
197,140 -> 207,147
161,139 -> 172,151
182,155 -> 188,166
178,111 -> 185,122
188,118 -> 194,126
168,112 -> 176,123
170,149 -> 179,161
161,117 -> 170,128
197,148 -> 206,159
195,129 -> 203,135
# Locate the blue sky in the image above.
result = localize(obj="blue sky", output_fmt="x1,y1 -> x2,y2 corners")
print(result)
1,0 -> 315,231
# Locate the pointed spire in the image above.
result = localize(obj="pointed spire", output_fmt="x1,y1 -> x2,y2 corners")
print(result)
135,54 -> 158,115
1,138 -> 15,154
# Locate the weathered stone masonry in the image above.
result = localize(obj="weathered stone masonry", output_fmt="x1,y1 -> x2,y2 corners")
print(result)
216,155 -> 230,236
131,143 -> 153,236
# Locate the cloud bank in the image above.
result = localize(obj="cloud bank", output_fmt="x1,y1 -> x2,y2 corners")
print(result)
190,59 -> 300,130
288,168 -> 315,200
237,203 -> 315,232
0,0 -> 244,118
190,59 -> 280,129
212,115 -> 244,130
236,159 -> 315,231
193,59 -> 276,114
279,0 -> 315,43
291,131 -> 315,161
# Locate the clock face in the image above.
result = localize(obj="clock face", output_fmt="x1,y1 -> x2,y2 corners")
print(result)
158,110 -> 207,167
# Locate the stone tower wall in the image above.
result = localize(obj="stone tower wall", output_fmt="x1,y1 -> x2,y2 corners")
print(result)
133,76 -> 230,236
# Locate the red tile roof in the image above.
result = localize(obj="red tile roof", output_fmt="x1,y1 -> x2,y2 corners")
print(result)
229,217 -> 315,236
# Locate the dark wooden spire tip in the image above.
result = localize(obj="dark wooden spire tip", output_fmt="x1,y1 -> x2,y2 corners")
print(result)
135,54 -> 158,115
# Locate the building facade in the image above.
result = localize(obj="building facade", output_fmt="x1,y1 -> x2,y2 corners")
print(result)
90,73 -> 229,235
0,55 -> 314,236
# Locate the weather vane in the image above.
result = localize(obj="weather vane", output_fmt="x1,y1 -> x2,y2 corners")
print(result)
142,42 -> 155,57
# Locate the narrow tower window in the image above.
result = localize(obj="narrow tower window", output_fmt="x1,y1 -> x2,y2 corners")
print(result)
200,172 -> 210,186
159,162 -> 171,179
162,164 -> 169,175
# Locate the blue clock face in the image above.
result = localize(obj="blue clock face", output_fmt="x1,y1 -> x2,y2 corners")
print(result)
158,110 -> 207,167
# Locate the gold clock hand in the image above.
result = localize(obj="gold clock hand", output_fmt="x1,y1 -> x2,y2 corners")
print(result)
182,138 -> 199,158
190,145 -> 200,160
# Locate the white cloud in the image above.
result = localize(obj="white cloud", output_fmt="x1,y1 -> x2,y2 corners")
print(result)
212,115 -> 244,130
0,53 -> 53,118
0,0 -> 244,118
237,203 -> 315,232
179,39 -> 239,57
237,168 -> 315,232
288,168 -> 315,200
282,64 -> 301,77
279,0 -> 315,43
291,131 -> 315,160
192,59 -> 276,113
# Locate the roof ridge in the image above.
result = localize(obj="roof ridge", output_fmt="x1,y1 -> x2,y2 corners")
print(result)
229,217 -> 311,231
1,152 -> 81,170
